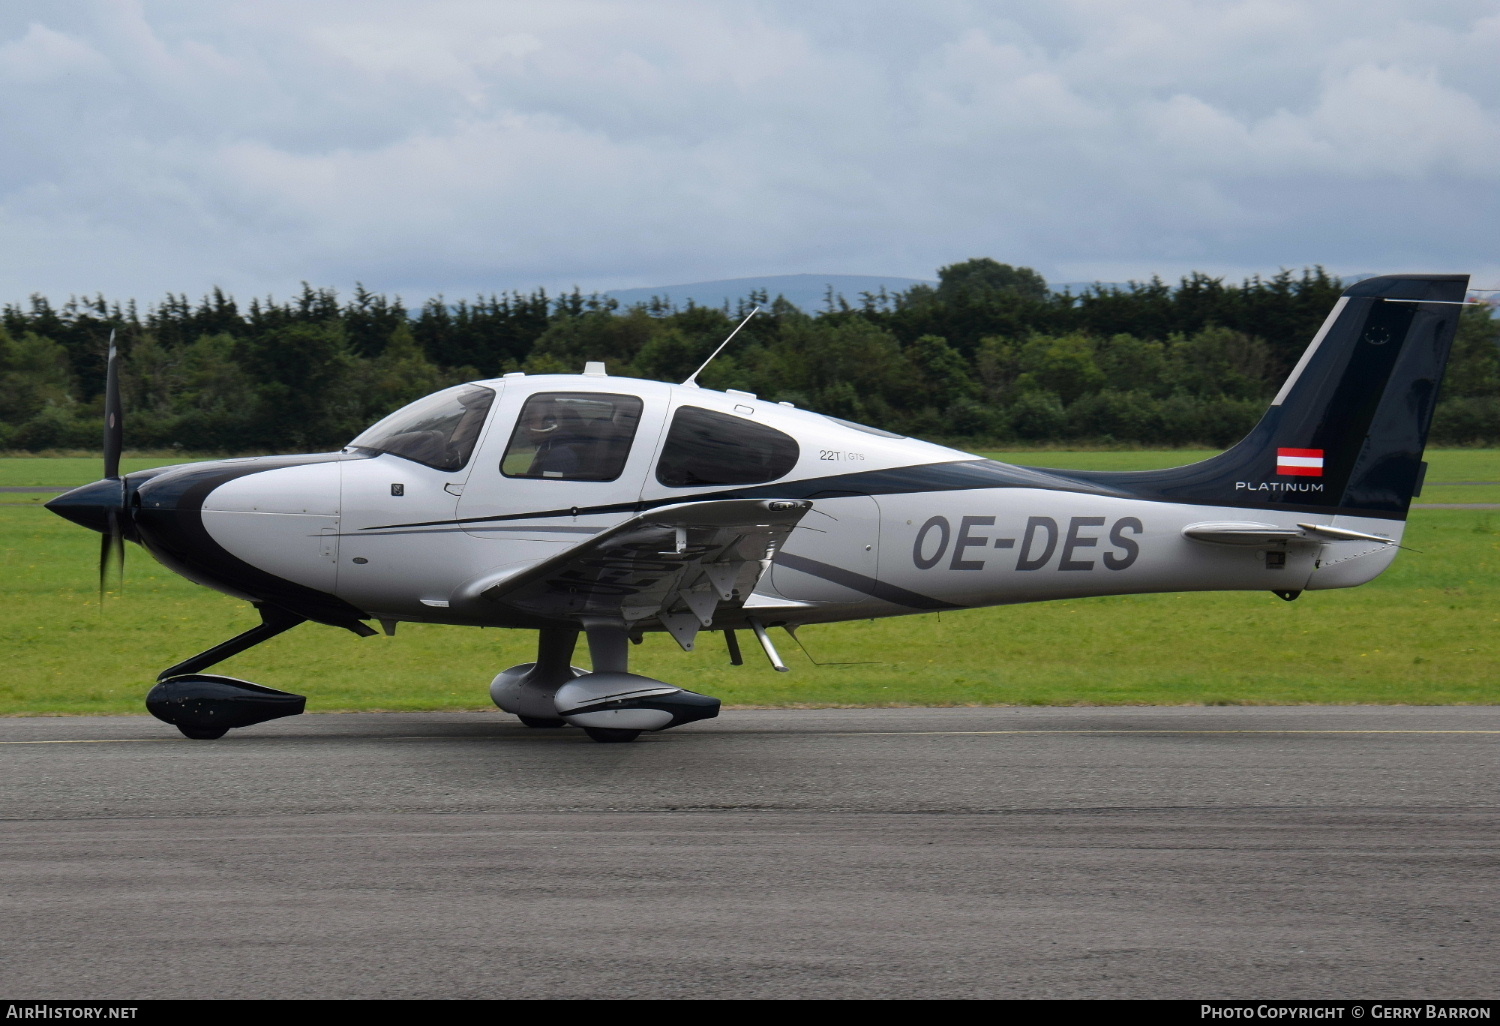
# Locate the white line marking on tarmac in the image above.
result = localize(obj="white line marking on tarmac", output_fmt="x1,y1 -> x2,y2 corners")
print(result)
3,728 -> 1498,745
0,738 -> 172,745
822,729 -> 1500,738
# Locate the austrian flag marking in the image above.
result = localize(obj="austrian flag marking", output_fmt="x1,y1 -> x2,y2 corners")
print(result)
1277,447 -> 1324,477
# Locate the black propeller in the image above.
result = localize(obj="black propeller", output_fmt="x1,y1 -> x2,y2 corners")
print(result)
103,329 -> 122,479
44,334 -> 137,590
98,331 -> 126,605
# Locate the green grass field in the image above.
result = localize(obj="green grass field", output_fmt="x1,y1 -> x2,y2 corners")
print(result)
3,451 -> 1498,714
0,457 -> 216,506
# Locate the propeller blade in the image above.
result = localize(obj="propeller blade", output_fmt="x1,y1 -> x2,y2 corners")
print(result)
98,519 -> 109,606
99,509 -> 114,605
110,505 -> 125,591
103,330 -> 122,481
97,331 -> 126,607
98,501 -> 126,607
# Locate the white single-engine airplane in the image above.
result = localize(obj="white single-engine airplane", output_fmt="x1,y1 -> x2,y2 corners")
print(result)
48,274 -> 1468,742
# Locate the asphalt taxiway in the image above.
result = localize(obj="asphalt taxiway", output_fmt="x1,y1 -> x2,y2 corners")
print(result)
2,706 -> 1497,999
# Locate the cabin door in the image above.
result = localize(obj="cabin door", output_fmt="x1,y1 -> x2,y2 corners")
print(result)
456,387 -> 667,553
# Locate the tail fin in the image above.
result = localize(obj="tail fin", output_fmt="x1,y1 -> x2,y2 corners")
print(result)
1057,273 -> 1470,520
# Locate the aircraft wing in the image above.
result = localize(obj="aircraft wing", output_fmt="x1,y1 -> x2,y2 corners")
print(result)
463,498 -> 814,649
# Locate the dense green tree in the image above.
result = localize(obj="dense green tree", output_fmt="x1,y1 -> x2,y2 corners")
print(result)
0,328 -> 75,426
903,334 -> 978,411
1,265 -> 1494,451
1013,334 -> 1105,405
1165,326 -> 1272,401
415,290 -> 551,374
234,321 -> 357,449
1443,304 -> 1500,398
631,325 -> 704,384
526,307 -> 656,375
1005,390 -> 1066,440
165,333 -> 259,450
780,317 -> 908,422
353,323 -> 455,425
1066,389 -> 1163,442
0,327 -> 81,449
343,284 -> 410,359
1094,334 -> 1169,396
936,258 -> 1049,303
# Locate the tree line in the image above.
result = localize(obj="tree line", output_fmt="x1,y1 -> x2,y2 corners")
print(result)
2,259 -> 1497,454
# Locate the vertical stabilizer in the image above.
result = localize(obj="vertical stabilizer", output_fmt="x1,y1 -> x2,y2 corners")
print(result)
1049,274 -> 1470,519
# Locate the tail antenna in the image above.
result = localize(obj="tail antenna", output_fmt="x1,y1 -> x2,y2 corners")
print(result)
682,306 -> 759,387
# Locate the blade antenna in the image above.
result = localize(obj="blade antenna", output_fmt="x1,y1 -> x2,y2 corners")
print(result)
682,306 -> 759,387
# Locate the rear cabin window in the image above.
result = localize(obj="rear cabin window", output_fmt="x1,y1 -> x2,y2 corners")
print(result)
501,392 -> 644,482
656,406 -> 800,488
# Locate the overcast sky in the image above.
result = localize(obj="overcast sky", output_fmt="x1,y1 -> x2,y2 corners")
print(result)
0,0 -> 1495,308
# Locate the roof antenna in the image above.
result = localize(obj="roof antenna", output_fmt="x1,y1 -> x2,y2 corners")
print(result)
682,305 -> 759,387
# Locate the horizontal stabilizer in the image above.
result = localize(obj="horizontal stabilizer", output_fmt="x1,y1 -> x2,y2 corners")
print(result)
1294,522 -> 1396,545
1182,522 -> 1306,546
1183,521 -> 1396,547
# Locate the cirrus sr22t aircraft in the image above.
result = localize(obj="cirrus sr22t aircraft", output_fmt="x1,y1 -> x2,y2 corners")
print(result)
48,274 -> 1469,742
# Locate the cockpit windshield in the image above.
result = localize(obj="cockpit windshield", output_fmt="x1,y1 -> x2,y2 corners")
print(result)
349,384 -> 496,471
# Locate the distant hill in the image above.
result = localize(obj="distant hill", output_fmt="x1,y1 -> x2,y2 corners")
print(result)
603,274 -> 935,313
602,273 -> 1150,312
601,271 -> 1420,312
1052,282 -> 1127,294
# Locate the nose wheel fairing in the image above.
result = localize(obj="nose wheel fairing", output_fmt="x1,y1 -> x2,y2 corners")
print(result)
142,603 -> 334,740
146,675 -> 306,739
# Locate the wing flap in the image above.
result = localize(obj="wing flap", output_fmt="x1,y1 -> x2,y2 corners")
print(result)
467,498 -> 813,646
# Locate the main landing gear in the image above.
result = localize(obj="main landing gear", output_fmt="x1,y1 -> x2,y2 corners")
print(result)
490,624 -> 721,743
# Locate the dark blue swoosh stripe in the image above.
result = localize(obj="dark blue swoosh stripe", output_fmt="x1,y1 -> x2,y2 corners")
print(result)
773,552 -> 960,610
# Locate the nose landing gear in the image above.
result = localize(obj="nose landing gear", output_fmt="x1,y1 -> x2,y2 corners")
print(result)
144,604 -> 376,740
146,674 -> 306,739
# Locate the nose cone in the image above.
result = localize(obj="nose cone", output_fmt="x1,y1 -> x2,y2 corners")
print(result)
45,478 -> 125,533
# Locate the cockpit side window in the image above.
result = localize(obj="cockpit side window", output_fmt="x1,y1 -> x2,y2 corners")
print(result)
655,406 -> 800,487
349,384 -> 496,471
501,392 -> 644,482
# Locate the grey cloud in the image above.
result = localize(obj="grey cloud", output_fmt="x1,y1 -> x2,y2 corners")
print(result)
0,0 -> 1495,307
